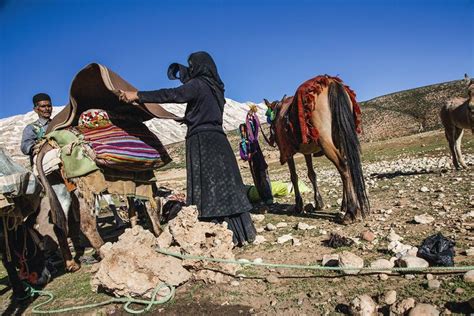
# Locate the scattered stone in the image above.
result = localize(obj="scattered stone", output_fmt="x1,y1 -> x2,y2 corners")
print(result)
369,259 -> 394,273
296,222 -> 315,230
414,214 -> 435,224
230,280 -> 240,286
408,303 -> 439,316
265,223 -> 277,231
465,247 -> 474,256
253,235 -> 266,245
387,229 -> 403,241
405,274 -> 416,280
392,298 -> 415,315
349,295 -> 377,316
253,258 -> 263,264
339,251 -> 364,275
292,238 -> 301,246
276,222 -> 288,228
319,229 -> 328,235
419,186 -> 430,192
322,254 -> 339,267
277,234 -> 293,244
256,227 -> 264,233
361,230 -> 375,242
266,275 -> 279,284
426,273 -> 434,280
463,270 -> 474,283
397,256 -> 429,269
251,214 -> 265,223
388,240 -> 412,255
454,287 -> 464,294
381,290 -> 397,305
427,279 -> 441,290
379,274 -> 389,281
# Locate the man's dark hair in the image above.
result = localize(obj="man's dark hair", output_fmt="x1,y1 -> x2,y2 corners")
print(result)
32,93 -> 51,107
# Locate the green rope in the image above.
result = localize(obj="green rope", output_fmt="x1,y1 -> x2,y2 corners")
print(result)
156,248 -> 474,273
29,282 -> 174,314
24,248 -> 473,314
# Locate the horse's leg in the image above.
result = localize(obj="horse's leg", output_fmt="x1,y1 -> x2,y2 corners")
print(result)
304,154 -> 324,210
454,128 -> 467,169
144,198 -> 162,236
318,137 -> 358,223
287,156 -> 303,213
128,197 -> 138,227
76,193 -> 104,259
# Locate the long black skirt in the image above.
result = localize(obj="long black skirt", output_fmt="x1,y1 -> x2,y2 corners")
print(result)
186,131 -> 256,245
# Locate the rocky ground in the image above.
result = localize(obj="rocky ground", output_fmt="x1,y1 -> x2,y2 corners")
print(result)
0,129 -> 473,315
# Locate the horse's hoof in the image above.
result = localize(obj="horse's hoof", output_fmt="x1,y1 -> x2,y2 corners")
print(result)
336,213 -> 355,225
66,260 -> 81,272
304,203 -> 316,213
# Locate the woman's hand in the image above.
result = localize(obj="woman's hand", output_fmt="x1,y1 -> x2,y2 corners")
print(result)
118,90 -> 139,103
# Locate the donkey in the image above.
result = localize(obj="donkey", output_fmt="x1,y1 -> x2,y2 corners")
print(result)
264,75 -> 369,223
440,74 -> 473,170
36,143 -> 163,272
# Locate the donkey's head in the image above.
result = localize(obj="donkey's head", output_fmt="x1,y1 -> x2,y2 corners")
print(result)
464,74 -> 474,99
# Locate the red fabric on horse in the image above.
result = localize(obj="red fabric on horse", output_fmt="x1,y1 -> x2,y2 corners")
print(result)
293,75 -> 362,144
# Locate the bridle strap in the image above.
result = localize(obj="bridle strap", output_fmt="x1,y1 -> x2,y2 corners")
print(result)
259,123 -> 276,148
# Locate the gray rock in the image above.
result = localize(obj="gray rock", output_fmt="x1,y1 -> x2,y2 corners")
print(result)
339,251 -> 364,275
408,303 -> 439,316
266,275 -> 279,284
265,223 -> 277,231
276,222 -> 288,228
369,259 -> 394,273
350,295 -> 377,316
392,298 -> 416,314
277,234 -> 293,244
414,214 -> 435,224
322,254 -> 339,267
381,290 -> 397,305
427,279 -> 441,290
463,270 -> 474,283
397,256 -> 429,269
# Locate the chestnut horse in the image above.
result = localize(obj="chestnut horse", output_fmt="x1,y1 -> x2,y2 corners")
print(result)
264,75 -> 369,223
440,74 -> 473,170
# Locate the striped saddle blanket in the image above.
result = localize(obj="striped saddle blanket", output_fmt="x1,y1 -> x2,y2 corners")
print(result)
76,109 -> 171,171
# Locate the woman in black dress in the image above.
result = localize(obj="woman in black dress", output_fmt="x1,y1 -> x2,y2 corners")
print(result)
119,51 -> 256,245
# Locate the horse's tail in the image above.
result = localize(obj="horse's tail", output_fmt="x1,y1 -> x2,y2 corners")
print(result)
328,81 -> 370,217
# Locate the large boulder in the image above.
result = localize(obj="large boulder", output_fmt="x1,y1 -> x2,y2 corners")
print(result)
91,225 -> 191,298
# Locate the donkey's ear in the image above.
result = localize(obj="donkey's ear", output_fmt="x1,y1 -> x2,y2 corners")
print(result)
280,94 -> 287,103
464,73 -> 470,84
263,99 -> 271,107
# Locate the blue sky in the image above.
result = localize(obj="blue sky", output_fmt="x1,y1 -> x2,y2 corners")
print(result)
0,0 -> 473,118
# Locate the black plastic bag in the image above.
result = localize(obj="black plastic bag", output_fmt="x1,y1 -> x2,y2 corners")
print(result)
417,233 -> 455,266
160,200 -> 185,225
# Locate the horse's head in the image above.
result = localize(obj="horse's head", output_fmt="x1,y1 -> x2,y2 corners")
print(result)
263,95 -> 287,125
262,95 -> 287,147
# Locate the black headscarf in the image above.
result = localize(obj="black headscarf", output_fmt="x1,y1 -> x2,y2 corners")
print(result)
167,51 -> 226,109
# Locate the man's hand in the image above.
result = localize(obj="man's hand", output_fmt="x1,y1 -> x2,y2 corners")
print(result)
118,90 -> 139,103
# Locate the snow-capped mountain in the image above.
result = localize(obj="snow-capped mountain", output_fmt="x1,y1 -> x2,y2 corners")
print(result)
0,98 -> 268,165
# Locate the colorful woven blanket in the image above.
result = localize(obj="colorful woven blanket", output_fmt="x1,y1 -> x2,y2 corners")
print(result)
293,75 -> 361,144
76,109 -> 171,171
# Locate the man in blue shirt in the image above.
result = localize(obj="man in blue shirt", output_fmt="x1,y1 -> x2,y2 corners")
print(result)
21,93 -> 53,165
